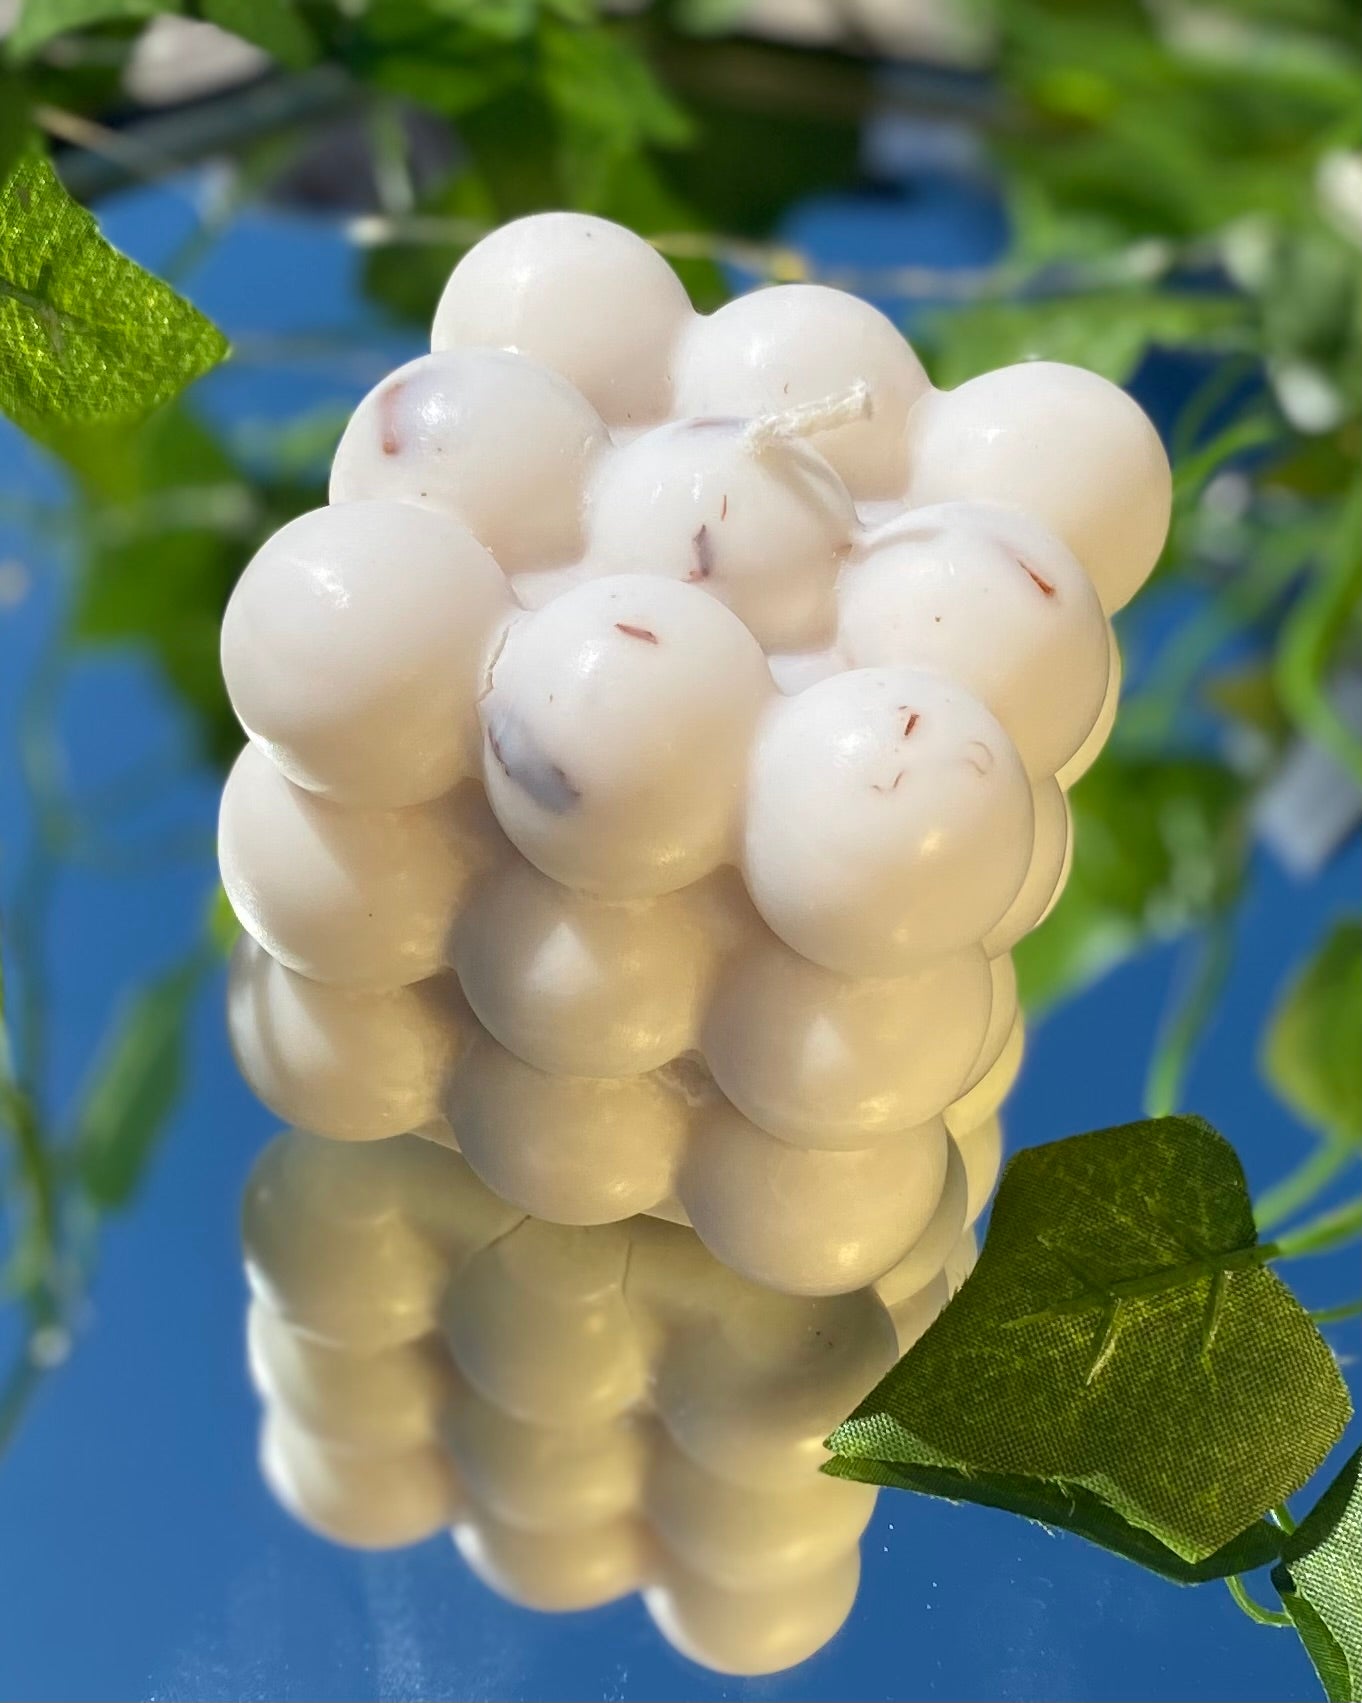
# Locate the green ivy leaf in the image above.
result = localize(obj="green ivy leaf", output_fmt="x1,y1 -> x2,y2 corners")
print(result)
0,146 -> 228,442
826,1115 -> 1352,1565
823,1456 -> 1281,1585
7,0 -> 172,59
1263,919 -> 1362,1145
1273,1448 -> 1362,1702
73,955 -> 206,1208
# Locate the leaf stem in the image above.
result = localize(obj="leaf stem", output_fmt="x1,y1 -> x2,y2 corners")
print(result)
1225,1574 -> 1293,1627
1256,1141 -> 1357,1233
1260,1195 -> 1362,1263
1270,1503 -> 1297,1535
1144,912 -> 1235,1117
1309,1297 -> 1362,1325
1273,487 -> 1362,790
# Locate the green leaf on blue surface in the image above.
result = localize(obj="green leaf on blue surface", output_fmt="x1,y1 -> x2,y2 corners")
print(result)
826,1116 -> 1352,1566
1272,1448 -> 1362,1701
1263,918 -> 1362,1145
0,145 -> 228,441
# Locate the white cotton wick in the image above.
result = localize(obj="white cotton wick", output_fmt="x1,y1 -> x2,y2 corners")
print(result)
743,382 -> 873,454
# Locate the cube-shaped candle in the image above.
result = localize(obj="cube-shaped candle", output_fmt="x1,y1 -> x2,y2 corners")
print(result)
221,213 -> 1169,1296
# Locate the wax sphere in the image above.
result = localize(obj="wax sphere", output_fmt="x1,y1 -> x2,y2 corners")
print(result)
743,668 -> 1034,975
645,1444 -> 876,1589
433,212 -> 693,425
330,349 -> 608,571
227,937 -> 468,1141
904,361 -> 1171,613
947,1013 -> 1024,1136
955,1112 -> 1003,1227
262,1411 -> 458,1550
454,860 -> 717,1077
702,940 -> 992,1145
443,1388 -> 645,1535
443,1226 -> 649,1426
480,576 -> 771,897
220,750 -> 505,988
676,284 -> 930,498
1057,623 -> 1122,788
455,1514 -> 644,1611
645,1549 -> 862,1677
867,1136 -> 968,1302
221,502 -> 510,807
446,1033 -> 687,1224
248,1302 -> 452,1454
840,502 -> 1110,779
584,417 -> 855,649
982,778 -> 1072,956
960,953 -> 1018,1100
679,1106 -> 950,1294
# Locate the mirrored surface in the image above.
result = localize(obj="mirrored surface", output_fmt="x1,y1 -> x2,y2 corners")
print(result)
243,1130 -> 981,1677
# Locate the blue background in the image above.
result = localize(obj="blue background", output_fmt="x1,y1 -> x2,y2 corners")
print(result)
0,141 -> 1356,1702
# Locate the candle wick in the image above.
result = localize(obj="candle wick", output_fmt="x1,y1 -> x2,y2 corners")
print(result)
743,381 -> 872,454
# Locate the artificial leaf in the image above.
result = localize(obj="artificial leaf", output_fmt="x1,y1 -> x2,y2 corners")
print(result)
7,0 -> 171,58
199,0 -> 318,67
827,1116 -> 1352,1564
0,146 -> 228,441
1272,1447 -> 1362,1702
1263,918 -> 1362,1144
73,955 -> 205,1207
823,1456 -> 1281,1585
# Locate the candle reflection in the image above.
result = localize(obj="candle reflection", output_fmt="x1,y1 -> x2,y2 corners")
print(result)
243,1126 -> 998,1676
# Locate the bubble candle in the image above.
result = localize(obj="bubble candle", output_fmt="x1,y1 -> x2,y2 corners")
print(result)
221,212 -> 1170,1295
